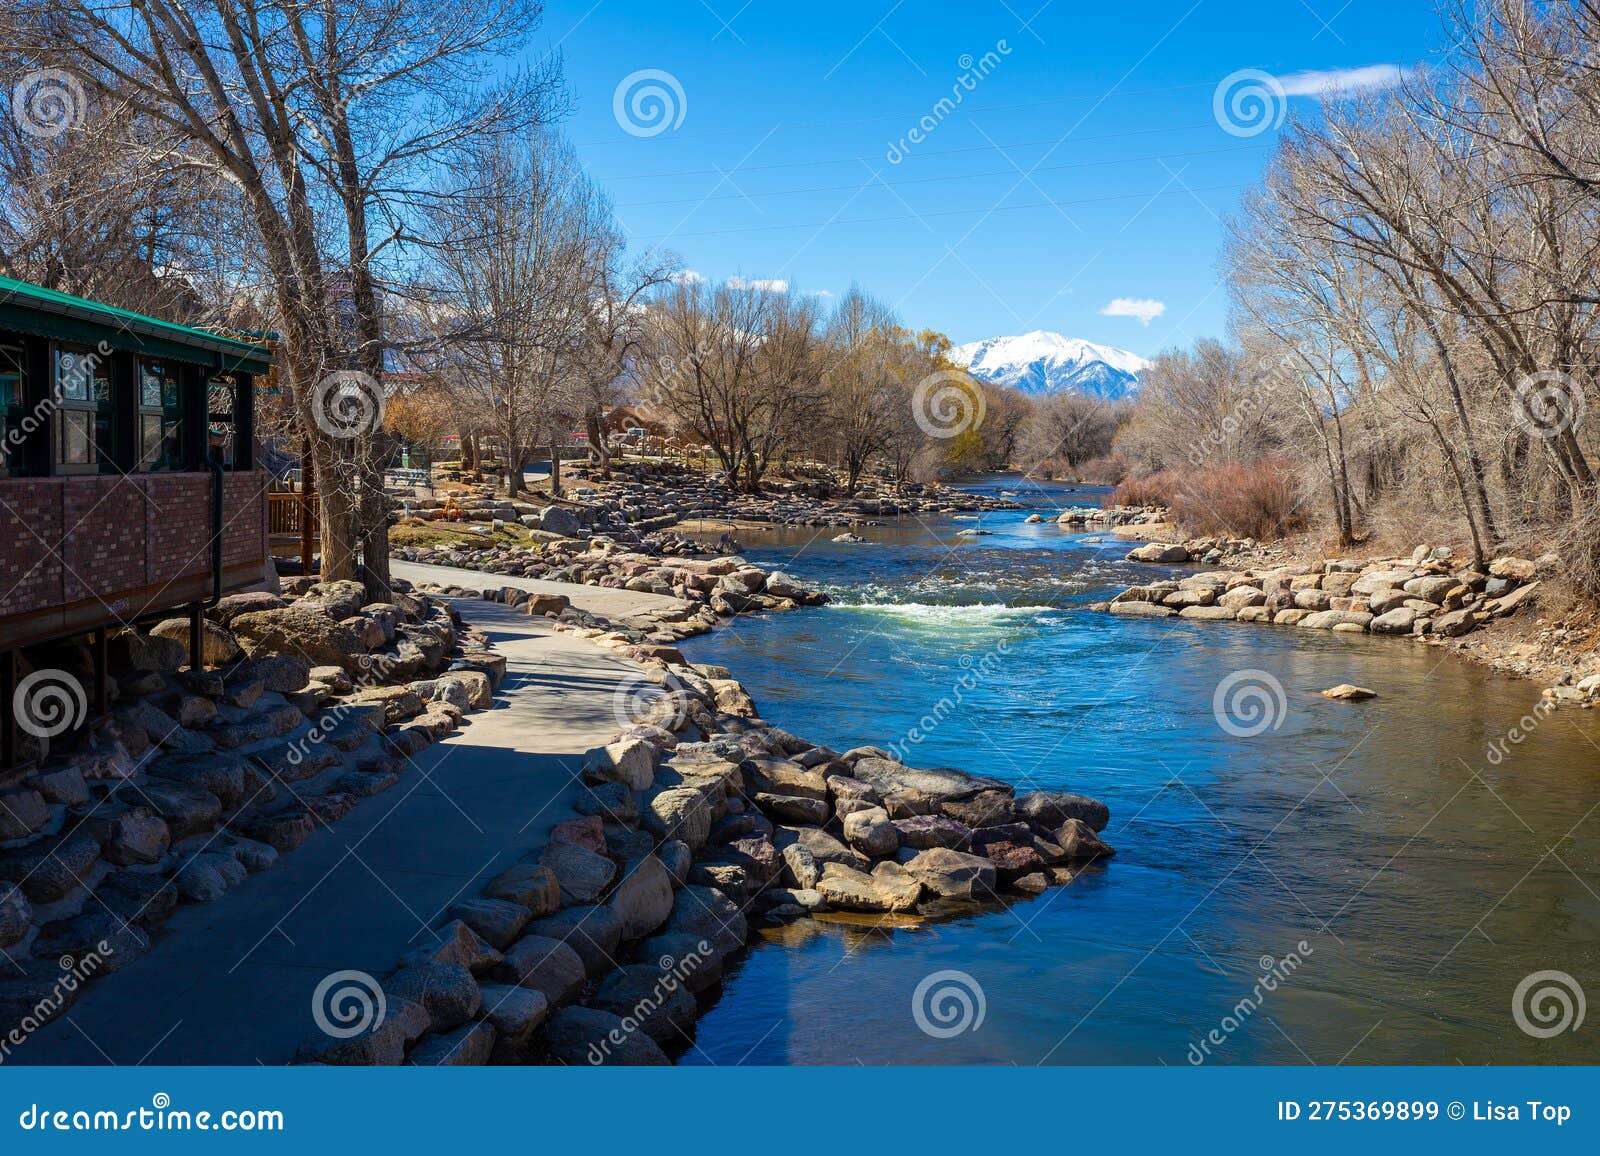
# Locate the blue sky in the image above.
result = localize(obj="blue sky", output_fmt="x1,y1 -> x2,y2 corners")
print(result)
533,0 -> 1448,356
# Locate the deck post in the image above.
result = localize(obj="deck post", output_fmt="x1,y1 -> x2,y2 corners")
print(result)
93,627 -> 108,715
188,603 -> 204,670
300,438 -> 315,576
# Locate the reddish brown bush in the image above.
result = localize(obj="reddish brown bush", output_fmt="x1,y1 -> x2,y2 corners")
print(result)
1115,459 -> 1305,540
1112,469 -> 1183,507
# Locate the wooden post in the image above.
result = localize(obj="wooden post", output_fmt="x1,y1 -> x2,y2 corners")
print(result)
93,627 -> 108,715
300,438 -> 315,576
188,603 -> 204,670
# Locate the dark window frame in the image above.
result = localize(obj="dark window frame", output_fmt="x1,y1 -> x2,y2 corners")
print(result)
51,343 -> 113,476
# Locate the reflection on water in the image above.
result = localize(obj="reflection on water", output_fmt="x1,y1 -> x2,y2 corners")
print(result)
679,476 -> 1600,1065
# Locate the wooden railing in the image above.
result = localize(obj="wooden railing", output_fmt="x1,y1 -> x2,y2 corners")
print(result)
267,491 -> 305,536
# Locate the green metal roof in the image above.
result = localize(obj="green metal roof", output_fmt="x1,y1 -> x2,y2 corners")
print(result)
0,275 -> 273,376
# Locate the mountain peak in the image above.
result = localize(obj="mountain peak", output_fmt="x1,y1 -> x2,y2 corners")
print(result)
948,331 -> 1148,400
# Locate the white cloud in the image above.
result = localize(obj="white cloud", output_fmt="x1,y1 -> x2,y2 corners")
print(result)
804,289 -> 834,298
1278,64 -> 1410,97
1099,297 -> 1167,327
727,277 -> 789,292
671,269 -> 706,284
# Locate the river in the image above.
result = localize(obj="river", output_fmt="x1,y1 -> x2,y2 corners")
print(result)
676,475 -> 1600,1065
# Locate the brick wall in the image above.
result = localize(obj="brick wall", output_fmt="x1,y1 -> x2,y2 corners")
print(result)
0,471 -> 266,642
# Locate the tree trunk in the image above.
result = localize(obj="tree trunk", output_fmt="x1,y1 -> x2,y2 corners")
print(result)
549,439 -> 563,497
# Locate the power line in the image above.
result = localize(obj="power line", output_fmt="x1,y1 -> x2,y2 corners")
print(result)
593,122 -> 1225,182
625,182 -> 1248,240
614,143 -> 1268,208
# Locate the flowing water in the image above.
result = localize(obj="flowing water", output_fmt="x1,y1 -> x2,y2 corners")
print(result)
677,476 -> 1600,1065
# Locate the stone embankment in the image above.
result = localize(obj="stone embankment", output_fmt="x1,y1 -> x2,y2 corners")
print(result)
407,462 -> 1020,543
399,540 -> 830,622
301,574 -> 1115,1066
0,580 -> 507,1030
1093,540 -> 1597,696
1100,542 -> 1542,639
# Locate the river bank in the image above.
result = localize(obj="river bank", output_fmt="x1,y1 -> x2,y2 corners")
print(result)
1100,512 -> 1600,705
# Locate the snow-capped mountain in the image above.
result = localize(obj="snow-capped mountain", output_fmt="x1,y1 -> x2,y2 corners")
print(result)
948,331 -> 1149,401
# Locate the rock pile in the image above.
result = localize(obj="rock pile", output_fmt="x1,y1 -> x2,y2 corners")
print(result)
0,579 -> 503,1034
302,594 -> 1114,1066
1100,544 -> 1546,642
402,543 -> 830,623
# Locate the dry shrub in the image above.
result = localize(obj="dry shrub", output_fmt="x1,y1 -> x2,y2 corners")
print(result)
1116,459 -> 1305,540
1068,453 -> 1129,485
1112,469 -> 1183,507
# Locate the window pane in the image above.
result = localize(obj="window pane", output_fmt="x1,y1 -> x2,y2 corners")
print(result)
140,363 -> 164,408
139,414 -> 163,468
56,350 -> 90,401
0,344 -> 20,408
58,410 -> 93,464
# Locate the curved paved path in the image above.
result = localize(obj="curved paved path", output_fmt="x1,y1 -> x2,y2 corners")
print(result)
23,574 -> 654,1065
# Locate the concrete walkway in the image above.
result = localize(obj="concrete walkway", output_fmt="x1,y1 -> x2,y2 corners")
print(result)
23,579 -> 654,1065
393,559 -> 693,624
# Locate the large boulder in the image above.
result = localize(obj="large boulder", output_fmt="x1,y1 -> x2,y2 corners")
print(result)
642,788 -> 713,851
483,864 -> 561,917
494,934 -> 587,1006
1370,606 -> 1419,635
108,629 -> 187,673
1127,543 -> 1189,563
589,964 -> 699,1047
230,608 -> 365,672
843,806 -> 900,859
384,962 -> 482,1032
526,906 -> 624,978
150,617 -> 240,667
1054,818 -> 1117,862
538,841 -> 616,906
476,984 -> 549,1062
540,1006 -> 669,1066
0,883 -> 34,948
664,884 -> 747,957
847,758 -> 1010,803
209,591 -> 288,627
0,835 -> 100,903
1015,790 -> 1111,833
891,814 -> 971,850
902,847 -> 997,900
406,1022 -> 496,1066
0,787 -> 48,841
538,507 -> 582,537
445,898 -> 532,950
608,855 -> 675,941
816,861 -> 923,913
583,740 -> 658,792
